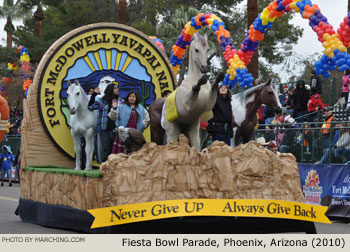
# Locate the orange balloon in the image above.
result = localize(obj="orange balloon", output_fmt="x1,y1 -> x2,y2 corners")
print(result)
0,95 -> 9,143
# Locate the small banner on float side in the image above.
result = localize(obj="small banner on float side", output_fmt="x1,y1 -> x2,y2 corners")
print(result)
88,199 -> 331,229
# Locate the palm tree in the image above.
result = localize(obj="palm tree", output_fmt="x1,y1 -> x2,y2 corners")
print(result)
247,0 -> 259,80
0,0 -> 24,47
17,0 -> 46,37
157,6 -> 200,85
33,3 -> 44,37
118,0 -> 127,24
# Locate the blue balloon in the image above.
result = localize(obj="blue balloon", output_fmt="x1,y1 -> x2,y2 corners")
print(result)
339,64 -> 348,72
329,65 -> 337,71
211,25 -> 218,32
322,71 -> 331,78
338,58 -> 346,66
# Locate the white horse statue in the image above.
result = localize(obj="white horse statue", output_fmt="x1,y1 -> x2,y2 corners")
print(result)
161,33 -> 224,150
67,80 -> 97,171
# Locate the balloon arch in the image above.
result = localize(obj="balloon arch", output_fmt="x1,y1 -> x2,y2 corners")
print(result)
168,0 -> 350,88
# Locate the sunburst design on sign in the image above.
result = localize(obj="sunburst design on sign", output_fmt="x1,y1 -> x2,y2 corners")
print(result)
83,49 -> 133,73
66,49 -> 150,82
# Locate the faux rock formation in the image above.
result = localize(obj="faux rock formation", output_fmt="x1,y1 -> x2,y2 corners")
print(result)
100,137 -> 304,207
21,137 -> 305,210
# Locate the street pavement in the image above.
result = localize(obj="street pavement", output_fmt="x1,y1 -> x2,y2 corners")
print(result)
0,183 -> 75,234
1,183 -> 350,234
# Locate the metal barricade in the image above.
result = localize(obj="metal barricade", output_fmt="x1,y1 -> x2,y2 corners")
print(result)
252,121 -> 350,164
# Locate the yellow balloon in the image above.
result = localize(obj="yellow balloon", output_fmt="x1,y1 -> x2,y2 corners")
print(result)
262,19 -> 269,26
262,8 -> 269,16
322,41 -> 330,48
173,66 -> 180,74
324,47 -> 332,56
339,45 -> 346,52
323,33 -> 331,41
336,40 -> 343,47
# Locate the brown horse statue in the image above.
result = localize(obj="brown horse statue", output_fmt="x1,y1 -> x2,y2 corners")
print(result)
149,97 -> 166,145
231,80 -> 282,146
149,33 -> 224,150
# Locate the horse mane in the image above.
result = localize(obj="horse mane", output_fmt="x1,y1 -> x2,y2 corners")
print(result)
234,83 -> 265,104
192,33 -> 207,47
79,85 -> 89,104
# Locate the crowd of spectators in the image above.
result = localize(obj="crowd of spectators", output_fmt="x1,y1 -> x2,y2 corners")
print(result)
8,107 -> 23,136
255,70 -> 350,164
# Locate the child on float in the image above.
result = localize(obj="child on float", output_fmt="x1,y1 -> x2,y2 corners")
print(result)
88,83 -> 119,162
109,91 -> 149,154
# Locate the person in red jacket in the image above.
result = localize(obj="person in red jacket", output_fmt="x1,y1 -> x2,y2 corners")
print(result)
307,88 -> 323,122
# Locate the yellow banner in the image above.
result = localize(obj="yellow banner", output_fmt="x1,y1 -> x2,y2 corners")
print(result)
88,199 -> 331,229
200,110 -> 213,122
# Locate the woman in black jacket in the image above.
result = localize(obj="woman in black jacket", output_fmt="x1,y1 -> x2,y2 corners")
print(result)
293,80 -> 310,122
207,83 -> 233,145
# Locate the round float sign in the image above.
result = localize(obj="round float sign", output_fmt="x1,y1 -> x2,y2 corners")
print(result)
38,23 -> 175,160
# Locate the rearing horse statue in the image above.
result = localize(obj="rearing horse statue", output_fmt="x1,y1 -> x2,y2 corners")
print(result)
150,33 -> 224,150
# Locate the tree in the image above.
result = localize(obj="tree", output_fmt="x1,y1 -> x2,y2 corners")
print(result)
118,0 -> 127,25
256,0 -> 303,81
0,0 -> 26,47
13,0 -> 302,83
247,0 -> 259,80
14,0 -> 118,62
18,0 -> 46,37
157,6 -> 200,85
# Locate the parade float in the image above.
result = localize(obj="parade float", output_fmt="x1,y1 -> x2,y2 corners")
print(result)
16,0 -> 350,233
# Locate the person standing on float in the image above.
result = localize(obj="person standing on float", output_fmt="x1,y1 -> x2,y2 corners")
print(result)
110,91 -> 149,154
206,83 -> 233,146
88,83 -> 119,162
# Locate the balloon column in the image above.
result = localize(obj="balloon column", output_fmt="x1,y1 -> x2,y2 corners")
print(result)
169,0 -> 350,87
170,13 -> 254,88
242,0 -> 350,78
17,46 -> 32,97
2,62 -> 17,84
149,36 -> 166,53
